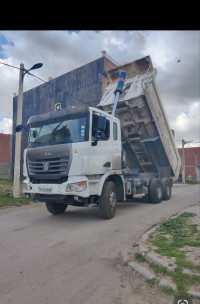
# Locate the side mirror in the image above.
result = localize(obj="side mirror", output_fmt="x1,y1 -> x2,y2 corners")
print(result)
15,125 -> 23,132
92,139 -> 98,146
91,130 -> 103,146
91,116 -> 106,146
32,130 -> 38,138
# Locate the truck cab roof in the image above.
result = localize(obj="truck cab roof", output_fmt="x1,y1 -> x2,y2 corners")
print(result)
27,105 -> 90,125
27,105 -> 120,126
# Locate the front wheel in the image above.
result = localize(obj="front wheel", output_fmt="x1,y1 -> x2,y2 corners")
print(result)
99,181 -> 117,219
148,178 -> 163,204
46,202 -> 68,215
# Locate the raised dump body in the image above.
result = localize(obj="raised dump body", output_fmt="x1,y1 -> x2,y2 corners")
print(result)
98,55 -> 181,181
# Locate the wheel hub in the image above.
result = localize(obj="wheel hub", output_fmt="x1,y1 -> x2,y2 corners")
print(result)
109,191 -> 117,208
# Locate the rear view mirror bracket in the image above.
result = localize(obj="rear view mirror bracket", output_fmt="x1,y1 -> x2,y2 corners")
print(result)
15,124 -> 29,132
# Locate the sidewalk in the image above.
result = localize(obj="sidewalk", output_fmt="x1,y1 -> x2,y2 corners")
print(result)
122,203 -> 200,300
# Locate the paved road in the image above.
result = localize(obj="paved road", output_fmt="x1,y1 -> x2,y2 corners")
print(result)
0,184 -> 199,304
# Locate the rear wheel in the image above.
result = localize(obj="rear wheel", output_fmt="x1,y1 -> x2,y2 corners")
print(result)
148,178 -> 163,204
99,181 -> 117,219
46,202 -> 68,215
161,178 -> 172,200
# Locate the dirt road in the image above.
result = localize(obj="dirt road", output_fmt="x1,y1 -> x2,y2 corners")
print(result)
0,184 -> 199,304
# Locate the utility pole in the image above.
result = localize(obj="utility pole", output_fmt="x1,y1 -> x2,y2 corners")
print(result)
181,139 -> 192,184
13,62 -> 43,198
13,63 -> 24,198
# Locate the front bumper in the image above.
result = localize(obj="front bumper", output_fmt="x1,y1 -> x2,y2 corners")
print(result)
23,176 -> 90,198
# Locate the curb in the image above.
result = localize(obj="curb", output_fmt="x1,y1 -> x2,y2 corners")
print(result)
122,204 -> 200,299
139,225 -> 176,272
128,262 -> 155,280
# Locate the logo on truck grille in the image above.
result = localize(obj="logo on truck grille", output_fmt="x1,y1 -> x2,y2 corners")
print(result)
42,162 -> 49,172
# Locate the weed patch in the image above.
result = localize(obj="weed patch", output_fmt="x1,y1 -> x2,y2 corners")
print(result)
134,253 -> 146,263
159,285 -> 176,296
148,212 -> 200,294
149,263 -> 168,275
0,179 -> 32,208
146,278 -> 159,288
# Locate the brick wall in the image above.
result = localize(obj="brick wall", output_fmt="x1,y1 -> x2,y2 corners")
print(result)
178,147 -> 200,181
0,133 -> 11,178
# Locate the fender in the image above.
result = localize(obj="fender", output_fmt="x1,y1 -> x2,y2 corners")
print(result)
97,170 -> 126,201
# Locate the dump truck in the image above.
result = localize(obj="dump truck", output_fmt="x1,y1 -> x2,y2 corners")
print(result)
18,55 -> 181,219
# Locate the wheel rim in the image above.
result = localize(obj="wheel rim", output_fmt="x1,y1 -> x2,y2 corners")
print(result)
109,191 -> 117,209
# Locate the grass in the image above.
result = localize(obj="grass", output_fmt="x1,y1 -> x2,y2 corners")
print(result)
132,212 -> 200,296
149,263 -> 168,275
186,179 -> 200,184
146,278 -> 159,288
148,212 -> 200,294
134,253 -> 147,263
0,179 -> 32,208
159,286 -> 175,296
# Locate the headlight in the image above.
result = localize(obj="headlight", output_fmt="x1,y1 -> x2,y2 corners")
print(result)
66,181 -> 87,192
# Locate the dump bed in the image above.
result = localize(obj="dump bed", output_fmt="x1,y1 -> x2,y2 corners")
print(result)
98,56 -> 181,180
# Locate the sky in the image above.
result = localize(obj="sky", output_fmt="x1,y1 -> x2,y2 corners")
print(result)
0,30 -> 199,148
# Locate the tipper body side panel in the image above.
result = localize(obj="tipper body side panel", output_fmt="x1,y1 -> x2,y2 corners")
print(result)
98,56 -> 181,180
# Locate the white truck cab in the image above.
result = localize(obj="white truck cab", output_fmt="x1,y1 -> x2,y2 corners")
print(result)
23,105 -> 125,218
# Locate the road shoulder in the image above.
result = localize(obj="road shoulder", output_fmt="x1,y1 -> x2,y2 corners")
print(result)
122,203 -> 200,301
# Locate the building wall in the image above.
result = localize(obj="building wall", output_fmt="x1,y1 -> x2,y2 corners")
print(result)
0,133 -> 12,179
12,55 -> 117,178
178,147 -> 200,181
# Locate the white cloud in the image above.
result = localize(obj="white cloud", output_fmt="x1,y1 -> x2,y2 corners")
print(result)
0,30 -> 199,145
0,117 -> 12,134
170,101 -> 200,147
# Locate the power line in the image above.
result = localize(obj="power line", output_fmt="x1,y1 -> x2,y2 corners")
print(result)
0,61 -> 87,106
0,61 -> 22,71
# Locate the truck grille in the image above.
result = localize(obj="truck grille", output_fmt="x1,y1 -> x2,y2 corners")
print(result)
28,157 -> 69,175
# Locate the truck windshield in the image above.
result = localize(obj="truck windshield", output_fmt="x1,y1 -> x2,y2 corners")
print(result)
28,113 -> 88,148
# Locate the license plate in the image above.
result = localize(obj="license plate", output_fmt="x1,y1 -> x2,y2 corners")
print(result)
38,187 -> 52,193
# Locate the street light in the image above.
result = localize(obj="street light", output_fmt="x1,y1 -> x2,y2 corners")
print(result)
13,63 -> 43,198
23,63 -> 43,78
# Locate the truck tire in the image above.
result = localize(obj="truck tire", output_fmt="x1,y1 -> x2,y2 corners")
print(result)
99,181 -> 117,219
161,178 -> 172,200
149,178 -> 163,204
46,202 -> 68,215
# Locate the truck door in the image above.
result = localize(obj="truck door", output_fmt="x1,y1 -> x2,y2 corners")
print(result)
89,112 -> 112,174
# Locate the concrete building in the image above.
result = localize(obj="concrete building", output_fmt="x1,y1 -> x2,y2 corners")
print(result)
12,52 -> 118,178
0,133 -> 12,179
178,147 -> 200,181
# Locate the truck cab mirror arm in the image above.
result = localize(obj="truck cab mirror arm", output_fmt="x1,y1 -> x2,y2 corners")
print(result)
15,124 -> 29,132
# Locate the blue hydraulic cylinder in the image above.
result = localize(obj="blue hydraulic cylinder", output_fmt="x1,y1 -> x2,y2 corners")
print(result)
111,71 -> 126,116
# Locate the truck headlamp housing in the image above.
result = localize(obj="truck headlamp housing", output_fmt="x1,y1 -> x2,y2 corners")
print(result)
66,181 -> 87,192
23,182 -> 28,192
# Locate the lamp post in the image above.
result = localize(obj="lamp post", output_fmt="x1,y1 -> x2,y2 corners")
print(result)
13,63 -> 43,198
